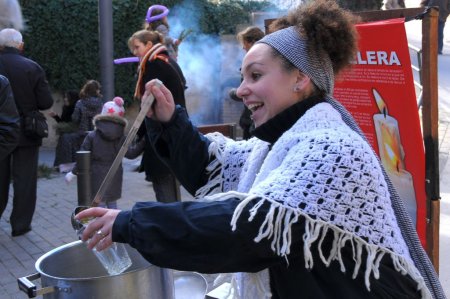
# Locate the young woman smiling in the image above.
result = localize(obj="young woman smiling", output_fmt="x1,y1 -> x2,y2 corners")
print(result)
77,1 -> 444,298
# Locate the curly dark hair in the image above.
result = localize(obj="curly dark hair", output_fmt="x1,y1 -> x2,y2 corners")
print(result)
267,16 -> 291,33
288,0 -> 360,75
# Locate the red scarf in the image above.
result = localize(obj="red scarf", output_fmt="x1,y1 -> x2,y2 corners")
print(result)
134,43 -> 169,99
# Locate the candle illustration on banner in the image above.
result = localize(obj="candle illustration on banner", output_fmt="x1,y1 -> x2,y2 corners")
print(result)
372,88 -> 417,225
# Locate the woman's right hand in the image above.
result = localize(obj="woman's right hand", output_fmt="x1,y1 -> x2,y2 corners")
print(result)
75,207 -> 121,251
142,80 -> 175,122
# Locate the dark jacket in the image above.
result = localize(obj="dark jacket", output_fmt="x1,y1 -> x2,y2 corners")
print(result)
113,104 -> 422,299
0,75 -> 20,161
73,114 -> 134,203
52,104 -> 75,123
137,52 -> 186,180
421,0 -> 450,21
72,97 -> 103,133
0,47 -> 53,146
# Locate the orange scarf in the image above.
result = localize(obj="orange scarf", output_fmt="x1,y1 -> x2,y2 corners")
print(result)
134,43 -> 169,99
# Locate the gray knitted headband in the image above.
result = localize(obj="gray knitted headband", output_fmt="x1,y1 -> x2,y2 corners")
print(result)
257,26 -> 334,94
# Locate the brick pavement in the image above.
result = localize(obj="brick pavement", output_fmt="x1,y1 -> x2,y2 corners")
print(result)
0,156 -> 167,298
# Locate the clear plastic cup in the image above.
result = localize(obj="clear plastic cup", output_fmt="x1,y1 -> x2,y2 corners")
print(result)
72,207 -> 132,276
92,242 -> 132,275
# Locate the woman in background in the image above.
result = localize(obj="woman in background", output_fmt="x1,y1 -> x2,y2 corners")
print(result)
128,29 -> 186,203
51,90 -> 80,171
56,80 -> 102,173
72,80 -> 103,133
49,90 -> 78,124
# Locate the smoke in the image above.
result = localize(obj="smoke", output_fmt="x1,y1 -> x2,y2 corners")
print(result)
168,1 -> 242,125
0,0 -> 24,31
162,0 -> 295,125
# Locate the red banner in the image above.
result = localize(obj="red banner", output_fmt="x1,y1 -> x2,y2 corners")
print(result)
334,19 -> 426,246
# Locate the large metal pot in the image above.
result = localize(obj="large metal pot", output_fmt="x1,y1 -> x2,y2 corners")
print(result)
18,240 -> 174,299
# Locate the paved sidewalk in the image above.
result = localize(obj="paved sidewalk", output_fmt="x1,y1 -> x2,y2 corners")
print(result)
0,155 -> 186,298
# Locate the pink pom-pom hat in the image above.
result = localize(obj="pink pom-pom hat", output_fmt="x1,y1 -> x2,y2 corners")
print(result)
101,96 -> 125,117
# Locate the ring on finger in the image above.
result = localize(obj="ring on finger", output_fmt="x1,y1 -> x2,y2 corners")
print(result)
96,229 -> 106,238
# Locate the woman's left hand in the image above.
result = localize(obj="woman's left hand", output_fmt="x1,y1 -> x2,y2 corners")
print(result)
75,207 -> 121,251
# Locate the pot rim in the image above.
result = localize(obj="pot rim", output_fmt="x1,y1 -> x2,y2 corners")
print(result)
35,240 -> 150,281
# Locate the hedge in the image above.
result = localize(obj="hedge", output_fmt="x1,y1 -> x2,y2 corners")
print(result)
18,0 -> 276,103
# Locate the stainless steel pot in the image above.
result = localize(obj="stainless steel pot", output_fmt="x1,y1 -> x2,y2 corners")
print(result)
18,240 -> 174,299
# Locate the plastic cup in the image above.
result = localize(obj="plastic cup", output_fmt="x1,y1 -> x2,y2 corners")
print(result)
93,242 -> 132,275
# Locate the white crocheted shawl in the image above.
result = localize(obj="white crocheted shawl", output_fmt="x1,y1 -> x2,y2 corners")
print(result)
196,102 -> 431,299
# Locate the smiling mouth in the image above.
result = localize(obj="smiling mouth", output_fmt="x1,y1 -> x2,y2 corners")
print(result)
248,103 -> 263,113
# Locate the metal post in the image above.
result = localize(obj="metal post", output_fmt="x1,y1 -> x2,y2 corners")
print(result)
98,0 -> 114,102
76,151 -> 91,206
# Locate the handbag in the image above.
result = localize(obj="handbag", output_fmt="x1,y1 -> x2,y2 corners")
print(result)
23,110 -> 49,139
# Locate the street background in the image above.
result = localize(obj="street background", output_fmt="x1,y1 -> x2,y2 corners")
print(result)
1,2 -> 450,298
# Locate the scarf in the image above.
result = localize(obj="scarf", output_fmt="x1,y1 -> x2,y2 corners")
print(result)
257,26 -> 334,94
195,101 -> 435,299
134,43 -> 169,99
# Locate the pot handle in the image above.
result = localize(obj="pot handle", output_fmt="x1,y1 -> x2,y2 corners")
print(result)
18,273 -> 56,298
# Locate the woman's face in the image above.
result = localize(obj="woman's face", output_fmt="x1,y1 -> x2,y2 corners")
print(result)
236,44 -> 301,127
131,39 -> 152,58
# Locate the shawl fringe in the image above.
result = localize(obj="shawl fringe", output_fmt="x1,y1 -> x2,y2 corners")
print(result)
232,195 -> 431,299
195,133 -> 228,198
204,188 -> 431,299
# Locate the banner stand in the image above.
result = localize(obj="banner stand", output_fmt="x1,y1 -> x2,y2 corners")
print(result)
265,6 -> 440,272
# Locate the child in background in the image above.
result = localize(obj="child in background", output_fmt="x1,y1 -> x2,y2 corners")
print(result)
65,97 -> 140,208
144,7 -> 191,61
145,7 -> 178,60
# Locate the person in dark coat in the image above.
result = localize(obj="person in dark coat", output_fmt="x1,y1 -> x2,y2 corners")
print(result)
421,0 -> 450,54
72,80 -> 103,133
67,97 -> 136,208
49,90 -> 78,123
50,90 -> 80,169
0,75 -> 20,162
57,80 -> 103,173
129,29 -> 186,203
76,1 -> 445,298
0,28 -> 53,237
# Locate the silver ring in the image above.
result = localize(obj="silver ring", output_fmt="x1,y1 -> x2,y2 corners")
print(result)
96,230 -> 106,238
